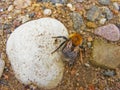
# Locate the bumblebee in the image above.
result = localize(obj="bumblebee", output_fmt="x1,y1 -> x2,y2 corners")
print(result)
52,33 -> 83,66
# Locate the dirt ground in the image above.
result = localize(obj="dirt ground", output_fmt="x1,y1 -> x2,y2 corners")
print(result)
0,0 -> 120,90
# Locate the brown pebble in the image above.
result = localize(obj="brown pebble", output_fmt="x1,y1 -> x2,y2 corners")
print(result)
112,9 -> 119,15
86,22 -> 97,29
87,36 -> 93,42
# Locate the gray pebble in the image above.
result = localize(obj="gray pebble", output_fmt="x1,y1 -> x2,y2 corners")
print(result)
0,80 -> 8,86
103,70 -> 116,77
36,0 -> 42,2
102,7 -> 113,20
29,12 -> 35,18
87,6 -> 100,21
3,24 -> 11,30
70,12 -> 84,32
98,0 -> 110,5
0,8 -> 4,12
74,0 -> 84,3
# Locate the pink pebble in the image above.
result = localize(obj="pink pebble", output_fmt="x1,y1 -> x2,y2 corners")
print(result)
94,24 -> 120,41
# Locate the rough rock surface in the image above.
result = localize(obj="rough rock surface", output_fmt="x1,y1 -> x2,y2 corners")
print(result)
6,18 -> 68,89
94,24 -> 120,41
91,39 -> 120,69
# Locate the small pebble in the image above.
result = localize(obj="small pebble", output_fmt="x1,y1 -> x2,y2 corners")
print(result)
13,20 -> 21,28
0,80 -> 8,86
70,12 -> 84,31
103,70 -> 116,77
94,24 -> 120,41
87,42 -> 92,48
74,0 -> 84,3
29,84 -> 37,90
4,29 -> 12,34
8,5 -> 14,11
0,59 -> 5,78
14,9 -> 21,14
20,15 -> 30,23
43,9 -> 52,16
99,18 -> 106,25
86,6 -> 100,21
43,0 -> 66,4
29,12 -> 35,18
87,36 -> 93,42
84,63 -> 90,67
102,7 -> 113,20
14,0 -> 31,9
67,3 -> 75,11
3,24 -> 11,30
113,2 -> 119,10
75,3 -> 83,12
36,0 -> 42,2
55,3 -> 63,7
4,66 -> 9,72
8,15 -> 12,20
86,22 -> 97,29
0,8 -> 4,12
112,9 -> 119,15
98,0 -> 110,5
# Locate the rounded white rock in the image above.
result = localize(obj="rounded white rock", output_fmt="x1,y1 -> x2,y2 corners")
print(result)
6,18 -> 68,89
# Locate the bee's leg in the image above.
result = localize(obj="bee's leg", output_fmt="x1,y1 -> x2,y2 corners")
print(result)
52,36 -> 68,40
80,48 -> 83,64
51,41 -> 66,54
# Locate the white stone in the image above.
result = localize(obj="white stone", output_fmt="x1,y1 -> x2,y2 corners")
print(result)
43,9 -> 52,16
0,59 -> 5,78
99,18 -> 106,25
6,18 -> 68,89
55,3 -> 63,7
113,2 -> 119,10
67,3 -> 75,11
8,5 -> 14,11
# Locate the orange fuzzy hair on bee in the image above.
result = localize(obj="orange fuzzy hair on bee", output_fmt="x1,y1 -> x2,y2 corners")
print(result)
69,33 -> 83,46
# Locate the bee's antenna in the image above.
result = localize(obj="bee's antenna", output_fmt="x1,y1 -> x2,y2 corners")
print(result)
51,41 -> 66,54
52,36 -> 68,40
